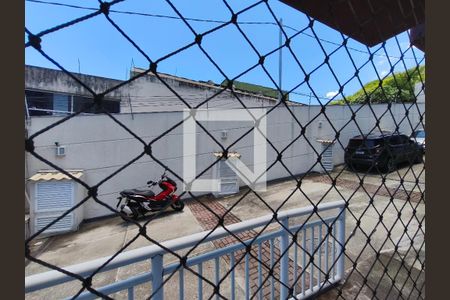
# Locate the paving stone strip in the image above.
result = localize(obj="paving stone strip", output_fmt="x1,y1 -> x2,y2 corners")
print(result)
187,197 -> 318,299
307,175 -> 423,203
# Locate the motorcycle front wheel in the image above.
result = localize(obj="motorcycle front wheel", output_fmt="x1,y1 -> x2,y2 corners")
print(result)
171,201 -> 184,211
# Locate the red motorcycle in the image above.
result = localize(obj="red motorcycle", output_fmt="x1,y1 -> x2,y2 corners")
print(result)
116,170 -> 184,220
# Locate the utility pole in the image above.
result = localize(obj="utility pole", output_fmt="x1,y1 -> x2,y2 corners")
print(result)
278,18 -> 283,103
308,92 -> 312,123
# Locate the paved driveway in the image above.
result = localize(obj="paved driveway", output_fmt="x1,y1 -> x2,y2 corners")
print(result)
26,161 -> 425,299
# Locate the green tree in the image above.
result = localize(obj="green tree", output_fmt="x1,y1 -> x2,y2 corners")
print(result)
331,65 -> 425,105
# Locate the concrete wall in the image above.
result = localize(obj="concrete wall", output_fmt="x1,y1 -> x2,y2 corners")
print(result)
120,71 -> 280,112
415,82 -> 425,104
25,66 -> 280,112
25,65 -> 124,100
25,103 -> 424,219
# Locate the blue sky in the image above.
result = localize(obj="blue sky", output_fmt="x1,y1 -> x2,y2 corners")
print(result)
25,0 -> 425,104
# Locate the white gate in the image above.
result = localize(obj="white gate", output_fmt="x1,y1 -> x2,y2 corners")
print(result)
213,159 -> 239,196
317,140 -> 335,172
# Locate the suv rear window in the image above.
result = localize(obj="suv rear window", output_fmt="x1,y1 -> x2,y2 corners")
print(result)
388,135 -> 404,145
414,130 -> 425,138
348,138 -> 383,148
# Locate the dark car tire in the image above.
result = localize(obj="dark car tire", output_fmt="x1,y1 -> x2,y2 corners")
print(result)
414,153 -> 424,164
171,201 -> 184,211
345,160 -> 357,172
382,158 -> 396,173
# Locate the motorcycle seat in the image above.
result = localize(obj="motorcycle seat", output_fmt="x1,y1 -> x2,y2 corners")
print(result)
122,189 -> 155,197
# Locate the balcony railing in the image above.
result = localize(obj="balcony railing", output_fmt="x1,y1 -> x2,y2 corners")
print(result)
25,200 -> 346,300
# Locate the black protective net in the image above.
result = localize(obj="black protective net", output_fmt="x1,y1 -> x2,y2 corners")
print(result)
25,0 -> 425,299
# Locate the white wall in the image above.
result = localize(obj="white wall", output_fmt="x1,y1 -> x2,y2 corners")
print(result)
25,103 -> 424,219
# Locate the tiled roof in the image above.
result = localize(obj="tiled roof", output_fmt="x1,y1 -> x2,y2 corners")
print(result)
29,170 -> 83,181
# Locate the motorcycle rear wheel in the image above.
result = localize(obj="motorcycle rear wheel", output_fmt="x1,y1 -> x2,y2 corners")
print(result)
171,201 -> 184,211
120,205 -> 139,221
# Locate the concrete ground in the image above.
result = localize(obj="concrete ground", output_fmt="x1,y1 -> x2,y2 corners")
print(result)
25,161 -> 425,299
26,207 -> 230,299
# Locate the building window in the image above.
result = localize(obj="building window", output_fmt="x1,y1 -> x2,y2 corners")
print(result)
25,90 -> 120,116
25,90 -> 54,116
73,96 -> 120,114
53,94 -> 70,115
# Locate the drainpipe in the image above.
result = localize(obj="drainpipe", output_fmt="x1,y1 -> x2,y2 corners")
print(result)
25,96 -> 31,126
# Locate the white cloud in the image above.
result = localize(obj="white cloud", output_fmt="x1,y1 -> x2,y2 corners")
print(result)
377,58 -> 387,66
400,41 -> 411,50
380,70 -> 388,77
325,91 -> 339,99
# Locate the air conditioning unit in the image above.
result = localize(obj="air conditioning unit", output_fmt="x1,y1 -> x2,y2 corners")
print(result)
56,145 -> 66,156
221,130 -> 228,140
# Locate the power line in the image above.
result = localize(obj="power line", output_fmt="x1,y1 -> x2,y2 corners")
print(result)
290,90 -> 329,101
26,0 -> 419,60
32,117 -> 304,149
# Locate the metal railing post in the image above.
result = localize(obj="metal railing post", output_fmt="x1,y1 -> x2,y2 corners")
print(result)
336,208 -> 346,281
151,255 -> 164,300
280,217 -> 290,299
25,201 -> 346,298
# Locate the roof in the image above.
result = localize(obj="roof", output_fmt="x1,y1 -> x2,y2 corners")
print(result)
29,170 -> 84,182
410,23 -> 425,52
351,131 -> 397,140
317,139 -> 336,144
281,0 -> 424,47
25,65 -> 124,100
131,67 -> 282,103
131,68 -> 307,106
221,80 -> 289,101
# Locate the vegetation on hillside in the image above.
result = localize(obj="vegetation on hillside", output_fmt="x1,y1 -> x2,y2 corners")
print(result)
221,80 -> 289,100
331,65 -> 425,105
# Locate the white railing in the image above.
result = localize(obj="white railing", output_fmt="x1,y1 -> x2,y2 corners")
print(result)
25,201 -> 346,299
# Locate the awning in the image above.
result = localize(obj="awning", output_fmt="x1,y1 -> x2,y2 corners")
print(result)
29,170 -> 83,182
281,0 -> 424,47
317,139 -> 336,144
213,151 -> 241,159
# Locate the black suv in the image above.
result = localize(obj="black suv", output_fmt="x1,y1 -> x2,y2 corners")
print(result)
344,132 -> 423,172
